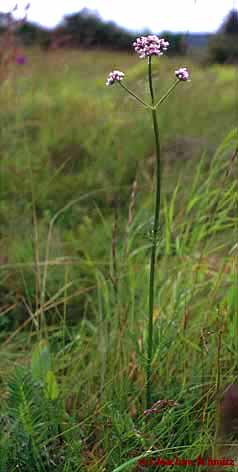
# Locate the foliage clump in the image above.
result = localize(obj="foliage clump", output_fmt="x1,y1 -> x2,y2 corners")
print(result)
208,9 -> 238,63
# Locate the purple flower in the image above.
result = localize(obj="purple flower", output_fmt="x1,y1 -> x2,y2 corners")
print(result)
16,55 -> 27,65
106,70 -> 125,86
133,35 -> 169,59
175,67 -> 190,82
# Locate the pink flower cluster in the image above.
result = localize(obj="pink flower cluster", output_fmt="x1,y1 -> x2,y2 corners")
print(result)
106,36 -> 191,88
175,67 -> 190,82
106,70 -> 125,86
16,55 -> 27,65
133,35 -> 169,59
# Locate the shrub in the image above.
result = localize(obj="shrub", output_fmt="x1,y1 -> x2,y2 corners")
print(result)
208,9 -> 238,63
208,34 -> 238,64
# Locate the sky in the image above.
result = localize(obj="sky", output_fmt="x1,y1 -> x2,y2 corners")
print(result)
1,0 -> 238,33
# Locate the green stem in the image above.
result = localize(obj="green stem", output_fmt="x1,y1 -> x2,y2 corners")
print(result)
146,56 -> 161,409
119,82 -> 151,109
155,80 -> 179,109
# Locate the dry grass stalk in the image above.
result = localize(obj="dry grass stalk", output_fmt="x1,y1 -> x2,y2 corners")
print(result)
125,178 -> 137,256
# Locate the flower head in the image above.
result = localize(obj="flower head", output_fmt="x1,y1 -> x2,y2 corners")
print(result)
133,35 -> 169,59
16,55 -> 27,65
175,67 -> 190,82
106,70 -> 125,86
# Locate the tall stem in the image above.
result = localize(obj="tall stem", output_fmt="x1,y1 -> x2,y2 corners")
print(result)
146,56 -> 161,408
155,80 -> 179,109
119,81 -> 151,108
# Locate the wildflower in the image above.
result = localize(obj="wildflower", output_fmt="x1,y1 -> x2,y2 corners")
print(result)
175,67 -> 190,82
106,70 -> 125,86
133,35 -> 169,59
16,55 -> 27,65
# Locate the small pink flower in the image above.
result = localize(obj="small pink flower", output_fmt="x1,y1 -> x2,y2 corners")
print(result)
16,55 -> 27,65
133,35 -> 169,59
106,70 -> 125,86
16,56 -> 27,65
175,67 -> 190,82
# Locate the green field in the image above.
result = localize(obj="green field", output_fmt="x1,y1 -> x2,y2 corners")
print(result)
0,48 -> 238,471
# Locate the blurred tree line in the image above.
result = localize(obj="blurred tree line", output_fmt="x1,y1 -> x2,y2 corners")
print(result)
208,9 -> 238,63
0,8 -> 187,54
0,7 -> 237,62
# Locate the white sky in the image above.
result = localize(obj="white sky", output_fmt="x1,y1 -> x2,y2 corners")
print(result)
1,0 -> 238,32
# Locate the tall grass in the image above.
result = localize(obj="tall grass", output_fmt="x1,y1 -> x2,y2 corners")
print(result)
0,47 -> 238,470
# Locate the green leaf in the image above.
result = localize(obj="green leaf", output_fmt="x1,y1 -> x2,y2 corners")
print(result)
45,370 -> 59,400
31,340 -> 51,382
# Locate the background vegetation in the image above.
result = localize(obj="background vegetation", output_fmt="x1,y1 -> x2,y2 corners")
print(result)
208,9 -> 238,64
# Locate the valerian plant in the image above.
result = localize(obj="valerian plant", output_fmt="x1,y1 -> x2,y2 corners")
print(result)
106,34 -> 191,409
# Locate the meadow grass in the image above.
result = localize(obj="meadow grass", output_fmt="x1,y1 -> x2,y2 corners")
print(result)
0,48 -> 238,470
